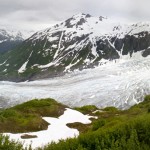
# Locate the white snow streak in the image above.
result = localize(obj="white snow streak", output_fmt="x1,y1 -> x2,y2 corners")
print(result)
54,31 -> 64,59
18,51 -> 33,73
0,60 -> 7,66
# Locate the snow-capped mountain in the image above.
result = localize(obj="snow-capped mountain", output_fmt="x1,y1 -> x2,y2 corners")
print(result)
0,28 -> 35,53
0,13 -> 150,81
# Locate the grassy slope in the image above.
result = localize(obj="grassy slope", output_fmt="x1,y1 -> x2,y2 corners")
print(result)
0,96 -> 150,149
0,98 -> 67,133
41,95 -> 150,150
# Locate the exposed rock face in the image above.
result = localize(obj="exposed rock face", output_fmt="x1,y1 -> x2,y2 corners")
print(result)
0,13 -> 150,81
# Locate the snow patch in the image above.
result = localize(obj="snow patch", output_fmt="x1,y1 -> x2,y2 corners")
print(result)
4,108 -> 95,149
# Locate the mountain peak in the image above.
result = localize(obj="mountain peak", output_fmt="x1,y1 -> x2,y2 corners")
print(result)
64,13 -> 107,29
64,13 -> 91,28
72,13 -> 92,18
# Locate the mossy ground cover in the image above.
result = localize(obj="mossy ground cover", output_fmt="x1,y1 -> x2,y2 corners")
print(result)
0,98 -> 66,133
74,105 -> 98,115
1,96 -> 150,149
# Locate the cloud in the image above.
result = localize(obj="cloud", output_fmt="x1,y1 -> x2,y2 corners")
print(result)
0,0 -> 150,30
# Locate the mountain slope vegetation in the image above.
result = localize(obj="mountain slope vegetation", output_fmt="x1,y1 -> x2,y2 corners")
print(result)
0,95 -> 150,149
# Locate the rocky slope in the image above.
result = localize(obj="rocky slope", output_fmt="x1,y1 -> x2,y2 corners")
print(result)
0,13 -> 150,81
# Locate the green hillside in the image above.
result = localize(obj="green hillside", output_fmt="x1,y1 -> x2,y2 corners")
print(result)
0,98 -> 66,133
0,96 -> 150,149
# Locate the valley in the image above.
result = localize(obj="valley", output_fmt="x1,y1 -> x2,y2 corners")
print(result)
0,53 -> 150,109
0,12 -> 150,150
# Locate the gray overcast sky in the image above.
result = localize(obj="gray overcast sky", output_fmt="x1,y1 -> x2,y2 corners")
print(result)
0,0 -> 150,30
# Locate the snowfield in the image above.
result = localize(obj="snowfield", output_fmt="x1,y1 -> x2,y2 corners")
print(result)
0,52 -> 150,109
4,108 -> 96,149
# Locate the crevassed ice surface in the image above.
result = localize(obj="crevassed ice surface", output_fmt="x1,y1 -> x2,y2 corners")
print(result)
0,52 -> 150,109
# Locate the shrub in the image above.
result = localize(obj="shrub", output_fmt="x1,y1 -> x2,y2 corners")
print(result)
103,106 -> 118,112
92,119 -> 106,131
74,105 -> 98,114
0,134 -> 23,150
144,95 -> 150,102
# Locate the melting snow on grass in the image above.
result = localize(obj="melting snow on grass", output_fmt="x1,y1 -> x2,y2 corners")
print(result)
4,108 -> 96,149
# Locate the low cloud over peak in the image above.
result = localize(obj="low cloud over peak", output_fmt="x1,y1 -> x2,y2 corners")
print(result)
0,0 -> 150,30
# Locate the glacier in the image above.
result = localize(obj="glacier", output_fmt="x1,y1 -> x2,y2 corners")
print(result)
0,52 -> 150,109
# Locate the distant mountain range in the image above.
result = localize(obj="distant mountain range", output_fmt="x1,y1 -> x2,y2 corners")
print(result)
0,13 -> 150,81
0,28 -> 34,53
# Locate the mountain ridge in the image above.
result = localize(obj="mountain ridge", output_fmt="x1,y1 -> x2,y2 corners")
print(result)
0,13 -> 150,81
0,28 -> 35,53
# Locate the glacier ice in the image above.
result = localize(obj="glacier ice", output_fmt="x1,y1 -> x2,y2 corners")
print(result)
0,53 -> 150,109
